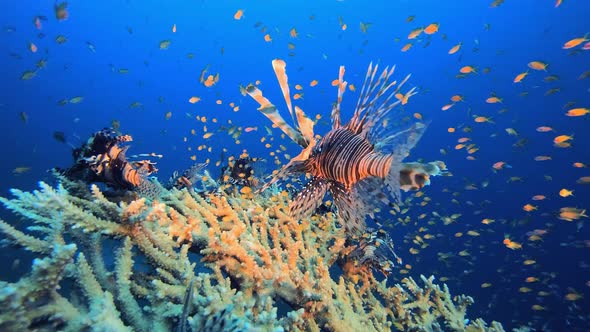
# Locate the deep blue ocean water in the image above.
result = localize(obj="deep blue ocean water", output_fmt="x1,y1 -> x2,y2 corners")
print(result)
1,0 -> 589,330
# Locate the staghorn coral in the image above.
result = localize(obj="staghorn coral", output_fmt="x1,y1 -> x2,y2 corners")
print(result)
0,177 -> 503,331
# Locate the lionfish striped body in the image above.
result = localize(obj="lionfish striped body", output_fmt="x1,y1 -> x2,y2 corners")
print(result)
245,60 -> 430,235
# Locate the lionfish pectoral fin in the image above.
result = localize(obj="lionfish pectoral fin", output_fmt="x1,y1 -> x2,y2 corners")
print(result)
260,159 -> 307,192
289,177 -> 329,220
294,106 -> 315,146
271,59 -> 296,125
329,182 -> 366,235
244,84 -> 308,147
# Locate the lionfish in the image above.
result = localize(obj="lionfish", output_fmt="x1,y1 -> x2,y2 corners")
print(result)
244,60 -> 444,234
64,128 -> 159,190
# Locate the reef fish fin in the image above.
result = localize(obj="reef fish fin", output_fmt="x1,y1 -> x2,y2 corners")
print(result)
329,181 -> 366,235
244,84 -> 308,147
289,177 -> 330,221
331,65 -> 347,130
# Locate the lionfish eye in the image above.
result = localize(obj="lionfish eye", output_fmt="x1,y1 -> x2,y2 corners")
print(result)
311,145 -> 322,156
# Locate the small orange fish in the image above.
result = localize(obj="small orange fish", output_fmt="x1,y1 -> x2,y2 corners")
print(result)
441,103 -> 454,111
513,71 -> 528,83
424,23 -> 439,34
263,34 -> 272,42
29,42 -> 37,53
563,35 -> 588,49
234,9 -> 244,20
553,134 -> 573,144
532,195 -> 546,201
559,188 -> 574,197
309,80 -> 318,87
528,61 -> 548,71
474,116 -> 492,123
450,95 -> 464,102
555,0 -> 563,7
536,126 -> 554,132
401,43 -> 412,52
448,42 -> 462,55
523,204 -> 537,212
566,108 -> 589,117
559,207 -> 588,221
188,96 -> 201,104
289,28 -> 298,38
459,65 -> 476,74
447,127 -> 456,133
492,161 -> 509,170
407,27 -> 423,39
172,24 -> 177,33
573,162 -> 587,168
486,96 -> 502,104
503,238 -> 522,250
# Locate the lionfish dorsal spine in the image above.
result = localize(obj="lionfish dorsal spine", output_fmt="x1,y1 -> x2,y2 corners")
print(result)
349,64 -> 395,134
331,65 -> 347,130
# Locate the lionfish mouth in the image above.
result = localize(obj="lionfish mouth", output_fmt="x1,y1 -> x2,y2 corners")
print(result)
244,60 -> 445,235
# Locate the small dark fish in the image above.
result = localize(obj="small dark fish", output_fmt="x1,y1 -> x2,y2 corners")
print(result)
19,112 -> 28,123
36,59 -> 47,68
111,119 -> 120,131
54,2 -> 69,21
53,131 -> 66,143
55,35 -> 67,44
21,70 -> 36,80
86,41 -> 96,53
159,40 -> 171,50
578,70 -> 590,80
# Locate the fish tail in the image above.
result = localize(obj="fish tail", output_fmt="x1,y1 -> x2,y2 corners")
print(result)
380,123 -> 428,201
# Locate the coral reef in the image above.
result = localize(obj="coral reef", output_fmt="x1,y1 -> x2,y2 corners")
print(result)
0,176 -> 504,331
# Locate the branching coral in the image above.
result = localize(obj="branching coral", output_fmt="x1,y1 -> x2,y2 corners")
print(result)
0,177 -> 504,331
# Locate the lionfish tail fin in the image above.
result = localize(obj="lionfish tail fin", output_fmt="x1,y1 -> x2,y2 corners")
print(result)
289,177 -> 329,220
383,122 -> 428,201
399,161 -> 448,192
